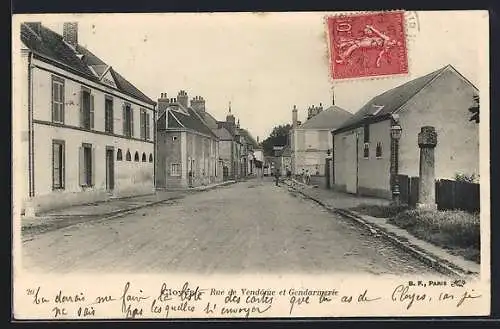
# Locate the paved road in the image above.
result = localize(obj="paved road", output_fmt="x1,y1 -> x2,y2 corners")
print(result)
22,178 -> 438,275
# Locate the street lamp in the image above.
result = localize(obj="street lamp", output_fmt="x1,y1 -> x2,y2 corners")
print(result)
390,123 -> 402,205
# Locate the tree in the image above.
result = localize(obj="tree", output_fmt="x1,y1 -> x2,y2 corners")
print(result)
261,124 -> 292,156
468,94 -> 479,123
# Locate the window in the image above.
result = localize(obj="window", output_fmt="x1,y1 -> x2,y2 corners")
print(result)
80,87 -> 94,130
172,136 -> 178,141
363,124 -> 370,143
376,142 -> 382,158
79,143 -> 94,187
142,152 -> 146,162
52,140 -> 65,189
140,109 -> 151,140
105,96 -> 114,133
363,143 -> 369,158
123,104 -> 134,137
134,151 -> 139,162
126,150 -> 131,161
149,154 -> 153,163
170,163 -> 181,176
117,149 -> 123,161
52,76 -> 65,123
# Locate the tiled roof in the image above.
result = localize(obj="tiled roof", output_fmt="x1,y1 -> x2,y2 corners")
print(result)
193,109 -> 219,130
214,127 -> 233,140
159,104 -> 218,138
298,105 -> 353,130
21,23 -> 155,106
333,65 -> 472,133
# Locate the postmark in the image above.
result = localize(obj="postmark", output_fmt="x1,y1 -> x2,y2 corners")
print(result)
326,11 -> 408,80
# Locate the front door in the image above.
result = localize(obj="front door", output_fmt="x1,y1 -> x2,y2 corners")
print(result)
344,133 -> 358,194
105,148 -> 114,191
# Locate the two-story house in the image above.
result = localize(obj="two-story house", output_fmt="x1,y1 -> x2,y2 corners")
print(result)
290,103 -> 352,176
17,22 -> 156,216
155,91 -> 222,189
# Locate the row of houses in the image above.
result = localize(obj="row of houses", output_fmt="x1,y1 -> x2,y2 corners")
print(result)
285,64 -> 479,200
17,22 -> 261,216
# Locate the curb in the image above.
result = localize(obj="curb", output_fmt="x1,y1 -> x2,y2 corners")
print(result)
284,182 -> 476,279
22,181 -> 235,231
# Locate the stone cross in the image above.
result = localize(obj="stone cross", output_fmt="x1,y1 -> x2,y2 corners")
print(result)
417,126 -> 438,210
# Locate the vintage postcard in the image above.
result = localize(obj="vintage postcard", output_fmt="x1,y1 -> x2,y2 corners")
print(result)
11,11 -> 490,320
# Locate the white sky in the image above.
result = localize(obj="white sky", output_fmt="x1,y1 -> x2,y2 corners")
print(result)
17,11 -> 488,140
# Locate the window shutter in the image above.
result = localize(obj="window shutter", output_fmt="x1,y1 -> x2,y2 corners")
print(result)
140,111 -> 144,139
51,81 -> 55,122
146,113 -> 150,140
60,83 -> 65,123
61,142 -> 65,188
91,147 -> 96,186
80,90 -> 84,127
90,94 -> 95,129
79,146 -> 85,186
130,108 -> 134,137
122,104 -> 127,136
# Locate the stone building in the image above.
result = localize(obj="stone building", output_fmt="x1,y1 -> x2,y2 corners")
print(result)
17,22 -> 156,216
155,91 -> 222,189
290,103 -> 352,176
331,65 -> 479,198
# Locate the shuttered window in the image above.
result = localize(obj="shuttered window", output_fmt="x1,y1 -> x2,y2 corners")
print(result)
105,96 -> 114,133
140,109 -> 151,141
52,140 -> 65,189
80,87 -> 93,130
123,104 -> 133,137
79,143 -> 95,187
52,76 -> 65,123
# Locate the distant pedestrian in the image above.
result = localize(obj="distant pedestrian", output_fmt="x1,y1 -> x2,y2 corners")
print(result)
275,169 -> 280,186
305,170 -> 311,185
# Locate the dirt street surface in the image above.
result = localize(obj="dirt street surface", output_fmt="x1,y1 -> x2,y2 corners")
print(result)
22,178 -> 439,275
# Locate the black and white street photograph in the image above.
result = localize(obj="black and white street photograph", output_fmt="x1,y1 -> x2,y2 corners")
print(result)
12,11 -> 490,319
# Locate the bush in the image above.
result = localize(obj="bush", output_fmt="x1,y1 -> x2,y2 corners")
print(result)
389,209 -> 480,263
350,204 -> 409,218
454,172 -> 478,183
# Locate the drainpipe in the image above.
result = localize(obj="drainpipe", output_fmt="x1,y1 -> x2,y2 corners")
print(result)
28,51 -> 34,197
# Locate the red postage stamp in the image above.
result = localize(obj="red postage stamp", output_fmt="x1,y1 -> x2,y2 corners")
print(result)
326,11 -> 408,80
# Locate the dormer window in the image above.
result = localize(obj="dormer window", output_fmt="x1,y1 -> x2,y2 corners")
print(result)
372,104 -> 384,115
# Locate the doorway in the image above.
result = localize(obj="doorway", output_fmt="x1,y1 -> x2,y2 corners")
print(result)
105,147 -> 115,191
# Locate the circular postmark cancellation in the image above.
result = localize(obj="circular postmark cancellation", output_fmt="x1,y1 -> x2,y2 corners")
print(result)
326,10 -> 416,81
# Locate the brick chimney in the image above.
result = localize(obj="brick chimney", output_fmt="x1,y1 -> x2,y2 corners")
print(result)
190,96 -> 206,112
157,93 -> 171,117
177,90 -> 188,108
63,22 -> 78,48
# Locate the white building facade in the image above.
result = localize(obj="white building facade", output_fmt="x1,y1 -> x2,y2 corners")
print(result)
17,22 -> 156,215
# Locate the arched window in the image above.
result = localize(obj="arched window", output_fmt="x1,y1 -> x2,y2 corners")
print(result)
134,151 -> 139,162
142,152 -> 146,162
376,142 -> 382,158
117,149 -> 123,161
363,143 -> 369,159
149,154 -> 153,163
126,150 -> 131,161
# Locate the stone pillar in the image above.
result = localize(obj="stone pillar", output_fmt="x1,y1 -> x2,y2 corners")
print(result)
417,126 -> 438,210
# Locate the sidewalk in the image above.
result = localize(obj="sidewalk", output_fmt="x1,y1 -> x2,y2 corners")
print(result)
283,178 -> 480,278
22,180 -> 236,235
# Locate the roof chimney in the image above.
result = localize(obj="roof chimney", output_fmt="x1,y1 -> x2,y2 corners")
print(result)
292,105 -> 298,128
157,93 -> 170,116
190,96 -> 206,112
177,90 -> 188,108
63,22 -> 78,49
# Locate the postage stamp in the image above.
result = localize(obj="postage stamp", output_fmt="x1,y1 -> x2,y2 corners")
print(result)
326,11 -> 409,80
